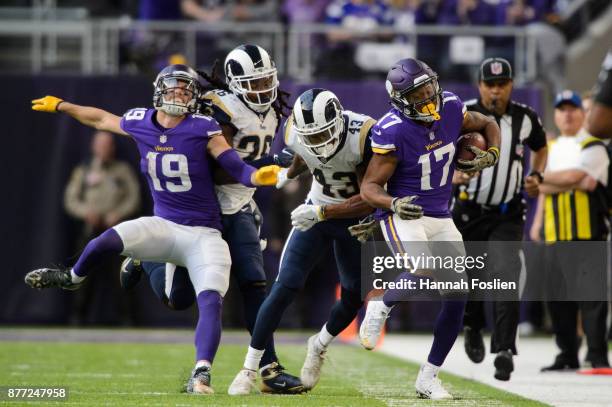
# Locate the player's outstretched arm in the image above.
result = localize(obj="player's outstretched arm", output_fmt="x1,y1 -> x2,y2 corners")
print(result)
207,134 -> 279,187
31,96 -> 128,137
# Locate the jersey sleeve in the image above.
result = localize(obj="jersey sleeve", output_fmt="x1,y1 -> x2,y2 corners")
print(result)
524,108 -> 547,152
205,118 -> 223,138
370,123 -> 396,154
119,108 -> 148,137
594,51 -> 612,107
202,91 -> 234,126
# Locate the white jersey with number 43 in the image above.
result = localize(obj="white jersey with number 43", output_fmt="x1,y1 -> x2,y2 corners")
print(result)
203,89 -> 278,214
285,110 -> 375,206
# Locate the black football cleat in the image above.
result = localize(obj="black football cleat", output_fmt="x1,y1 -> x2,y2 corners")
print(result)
186,365 -> 214,394
119,257 -> 143,290
464,327 -> 485,363
25,267 -> 82,291
494,350 -> 514,381
260,362 -> 307,394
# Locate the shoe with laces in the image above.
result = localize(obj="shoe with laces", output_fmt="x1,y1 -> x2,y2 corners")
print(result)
228,368 -> 257,395
300,334 -> 327,389
25,267 -> 82,291
186,365 -> 214,394
415,365 -> 452,400
260,362 -> 306,394
359,297 -> 393,350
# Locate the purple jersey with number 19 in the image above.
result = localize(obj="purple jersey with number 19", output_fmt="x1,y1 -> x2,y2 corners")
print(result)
371,91 -> 466,218
120,108 -> 223,230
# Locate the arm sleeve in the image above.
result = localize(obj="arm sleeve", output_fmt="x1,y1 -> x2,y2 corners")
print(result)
579,144 -> 609,183
215,148 -> 256,187
524,109 -> 547,151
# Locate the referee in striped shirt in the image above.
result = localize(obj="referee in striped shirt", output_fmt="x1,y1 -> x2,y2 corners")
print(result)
452,58 -> 548,381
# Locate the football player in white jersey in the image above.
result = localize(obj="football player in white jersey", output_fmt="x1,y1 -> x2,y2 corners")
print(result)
120,45 -> 302,393
228,88 -> 376,394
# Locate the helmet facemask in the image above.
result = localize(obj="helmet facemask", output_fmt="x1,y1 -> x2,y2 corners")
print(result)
388,76 -> 442,122
295,103 -> 344,159
227,66 -> 278,113
153,74 -> 200,116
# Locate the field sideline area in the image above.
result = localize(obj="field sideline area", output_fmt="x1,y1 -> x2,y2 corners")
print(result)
0,328 -> 545,406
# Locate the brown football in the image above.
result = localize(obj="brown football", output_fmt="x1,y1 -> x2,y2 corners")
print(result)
456,132 -> 487,161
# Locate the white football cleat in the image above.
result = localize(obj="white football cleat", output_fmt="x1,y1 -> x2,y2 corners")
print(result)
300,334 -> 327,389
359,297 -> 393,350
228,368 -> 258,395
415,365 -> 452,400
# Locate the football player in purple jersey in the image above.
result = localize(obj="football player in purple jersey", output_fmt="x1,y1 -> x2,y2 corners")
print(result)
359,58 -> 501,399
120,45 -> 305,394
25,64 -> 280,395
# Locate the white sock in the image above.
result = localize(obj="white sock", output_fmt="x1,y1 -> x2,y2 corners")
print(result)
244,346 -> 264,371
317,324 -> 335,349
195,360 -> 211,369
70,269 -> 85,284
421,362 -> 440,379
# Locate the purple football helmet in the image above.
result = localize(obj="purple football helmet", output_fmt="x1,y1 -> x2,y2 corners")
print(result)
152,64 -> 202,116
385,58 -> 442,122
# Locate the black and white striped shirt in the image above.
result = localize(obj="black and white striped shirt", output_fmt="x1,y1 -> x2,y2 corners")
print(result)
464,98 -> 547,206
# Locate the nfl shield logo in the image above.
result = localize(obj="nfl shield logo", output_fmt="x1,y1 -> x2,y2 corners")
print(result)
491,62 -> 503,75
160,135 -> 167,144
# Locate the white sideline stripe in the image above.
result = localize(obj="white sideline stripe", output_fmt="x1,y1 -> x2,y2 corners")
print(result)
379,334 -> 612,407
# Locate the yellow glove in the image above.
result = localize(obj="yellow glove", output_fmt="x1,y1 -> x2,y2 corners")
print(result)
253,165 -> 281,186
31,95 -> 64,112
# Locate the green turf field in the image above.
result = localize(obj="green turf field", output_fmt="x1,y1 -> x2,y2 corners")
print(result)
0,339 -> 548,406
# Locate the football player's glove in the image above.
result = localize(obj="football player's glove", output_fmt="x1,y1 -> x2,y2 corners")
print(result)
456,146 -> 499,174
391,195 -> 423,220
31,95 -> 63,112
291,204 -> 325,231
348,215 -> 378,243
253,165 -> 281,186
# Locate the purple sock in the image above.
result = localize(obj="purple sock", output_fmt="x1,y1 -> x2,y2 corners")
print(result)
72,228 -> 124,277
194,290 -> 223,363
427,299 -> 467,366
382,271 -> 421,307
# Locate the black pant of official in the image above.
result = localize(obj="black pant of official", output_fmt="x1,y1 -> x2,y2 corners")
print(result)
545,242 -> 609,367
452,198 -> 523,355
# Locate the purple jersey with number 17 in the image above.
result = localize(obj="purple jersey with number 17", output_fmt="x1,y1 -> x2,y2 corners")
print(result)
120,108 -> 223,230
371,91 -> 466,218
